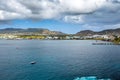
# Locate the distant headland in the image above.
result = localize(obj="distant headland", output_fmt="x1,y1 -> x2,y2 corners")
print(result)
0,28 -> 120,43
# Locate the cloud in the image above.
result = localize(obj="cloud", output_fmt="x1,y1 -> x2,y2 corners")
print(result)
0,0 -> 107,20
63,15 -> 84,23
0,10 -> 24,20
59,0 -> 107,14
0,0 -> 120,27
18,0 -> 60,19
63,0 -> 120,25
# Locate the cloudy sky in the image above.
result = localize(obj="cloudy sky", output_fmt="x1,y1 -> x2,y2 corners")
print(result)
0,0 -> 120,33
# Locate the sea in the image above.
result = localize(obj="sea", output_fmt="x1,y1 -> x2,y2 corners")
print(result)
0,40 -> 120,80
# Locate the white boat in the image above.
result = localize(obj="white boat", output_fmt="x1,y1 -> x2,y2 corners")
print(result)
30,61 -> 36,64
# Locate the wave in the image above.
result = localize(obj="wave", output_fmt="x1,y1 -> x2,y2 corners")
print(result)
73,76 -> 111,80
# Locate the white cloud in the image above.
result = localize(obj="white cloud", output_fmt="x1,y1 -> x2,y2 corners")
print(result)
0,0 -> 31,15
63,15 -> 84,23
59,0 -> 107,14
18,0 -> 60,19
0,0 -> 107,20
0,0 -> 120,27
0,10 -> 24,20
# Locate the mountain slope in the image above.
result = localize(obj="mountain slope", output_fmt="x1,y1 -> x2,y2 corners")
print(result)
0,28 -> 65,35
76,28 -> 120,35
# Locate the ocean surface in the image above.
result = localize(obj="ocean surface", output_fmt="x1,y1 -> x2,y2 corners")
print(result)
0,40 -> 120,80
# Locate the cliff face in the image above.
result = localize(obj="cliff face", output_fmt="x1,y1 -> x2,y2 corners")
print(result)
76,28 -> 120,36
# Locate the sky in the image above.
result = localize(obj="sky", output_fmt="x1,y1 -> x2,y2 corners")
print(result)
0,0 -> 120,34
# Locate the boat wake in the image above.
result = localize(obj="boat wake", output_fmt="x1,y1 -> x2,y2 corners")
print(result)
73,76 -> 111,80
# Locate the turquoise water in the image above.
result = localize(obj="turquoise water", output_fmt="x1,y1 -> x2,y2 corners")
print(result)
0,40 -> 120,80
